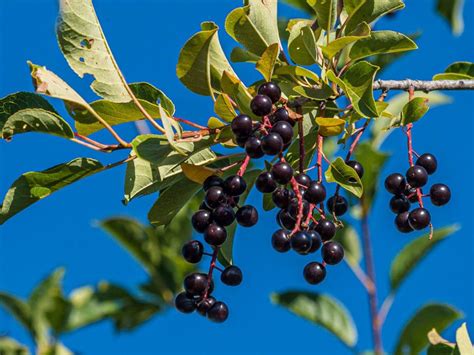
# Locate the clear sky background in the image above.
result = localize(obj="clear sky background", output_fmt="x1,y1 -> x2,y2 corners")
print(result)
0,0 -> 473,354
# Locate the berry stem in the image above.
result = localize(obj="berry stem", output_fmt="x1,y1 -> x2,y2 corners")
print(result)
290,176 -> 304,235
297,112 -> 305,174
203,246 -> 220,299
237,155 -> 251,177
174,116 -> 208,130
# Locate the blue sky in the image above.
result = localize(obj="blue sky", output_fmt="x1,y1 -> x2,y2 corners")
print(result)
0,0 -> 473,354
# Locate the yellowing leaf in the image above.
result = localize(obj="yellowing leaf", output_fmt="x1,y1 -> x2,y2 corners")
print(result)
181,163 -> 219,184
316,117 -> 345,137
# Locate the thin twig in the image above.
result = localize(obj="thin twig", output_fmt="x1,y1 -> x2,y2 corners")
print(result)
373,79 -> 474,91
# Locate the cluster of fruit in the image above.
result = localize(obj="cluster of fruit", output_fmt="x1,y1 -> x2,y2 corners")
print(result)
175,174 -> 257,322
385,153 -> 451,233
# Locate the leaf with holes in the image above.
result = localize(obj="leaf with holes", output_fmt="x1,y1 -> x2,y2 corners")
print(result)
325,157 -> 363,198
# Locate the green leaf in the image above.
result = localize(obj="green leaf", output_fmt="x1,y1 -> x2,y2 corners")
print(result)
225,0 -> 280,57
148,178 -> 202,227
218,169 -> 261,266
427,328 -> 457,355
256,43 -> 280,82
390,225 -> 460,291
158,104 -> 184,154
131,134 -> 193,164
308,0 -> 337,32
271,291 -> 357,347
325,157 -> 363,198
316,117 -> 345,137
214,94 -> 237,122
321,22 -> 371,59
349,31 -> 417,62
456,323 -> 473,354
221,71 -> 256,118
230,47 -> 261,63
274,65 -> 320,83
333,224 -> 361,266
288,21 -> 318,65
0,158 -> 103,225
293,85 -> 334,100
0,293 -> 32,334
177,22 -> 236,97
344,0 -> 405,34
395,304 -> 463,355
57,0 -> 132,102
280,0 -> 314,14
433,61 -> 474,80
401,97 -> 430,125
436,0 -> 464,35
0,337 -> 30,354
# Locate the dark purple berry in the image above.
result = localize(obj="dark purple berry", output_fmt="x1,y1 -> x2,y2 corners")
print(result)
291,231 -> 312,254
304,181 -> 326,204
203,175 -> 224,191
295,173 -> 311,188
183,273 -> 209,296
272,187 -> 294,209
181,240 -> 204,263
321,241 -> 344,265
307,230 -> 322,253
250,94 -> 273,116
303,262 -> 326,285
191,210 -> 212,233
207,301 -> 229,323
395,211 -> 414,233
287,198 -> 310,219
385,173 -> 406,195
204,224 -> 227,246
404,186 -> 419,203
277,209 -> 296,230
326,195 -> 348,216
271,161 -> 294,185
389,195 -> 410,214
245,136 -> 264,159
212,205 -> 235,227
261,132 -> 284,155
221,265 -> 243,286
175,292 -> 196,313
231,114 -> 253,137
408,208 -> 431,230
197,296 -> 216,316
258,82 -> 281,103
346,160 -> 364,178
315,220 -> 336,241
236,205 -> 258,227
223,175 -> 247,196
272,107 -> 294,126
229,195 -> 240,208
430,183 -> 451,206
271,229 -> 291,252
416,153 -> 437,175
235,135 -> 248,148
270,121 -> 293,145
406,166 -> 428,188
256,171 -> 277,193
205,186 -> 226,209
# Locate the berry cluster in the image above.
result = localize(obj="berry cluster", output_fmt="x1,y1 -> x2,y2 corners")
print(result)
385,153 -> 451,233
175,174 -> 257,322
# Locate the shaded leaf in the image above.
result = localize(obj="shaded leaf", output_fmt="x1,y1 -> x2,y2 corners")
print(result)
401,97 -> 429,125
436,0 -> 464,35
214,94 -> 237,122
288,21 -> 317,65
280,0 -> 314,14
271,291 -> 357,347
274,65 -> 319,83
433,61 -> 474,80
0,293 -> 32,333
256,43 -> 280,82
230,47 -> 261,63
345,0 -> 405,34
0,337 -> 29,355
221,71 -> 256,118
0,158 -> 103,225
308,0 -> 337,32
390,225 -> 460,291
325,157 -> 363,198
321,22 -> 371,59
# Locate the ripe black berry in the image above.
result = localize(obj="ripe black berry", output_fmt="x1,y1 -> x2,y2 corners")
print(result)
256,171 -> 277,193
223,175 -> 247,196
346,160 -> 364,178
184,273 -> 209,296
207,301 -> 229,323
406,165 -> 428,188
175,292 -> 196,313
191,210 -> 212,233
321,241 -> 344,265
295,173 -> 311,188
197,296 -> 216,316
235,135 -> 248,148
272,187 -> 294,209
205,186 -> 226,209
245,136 -> 264,159
326,195 -> 348,216
389,195 -> 411,214
385,173 -> 406,195
250,94 -> 273,116
277,209 -> 296,230
270,121 -> 293,145
271,161 -> 294,185
231,114 -> 253,138
261,132 -> 284,155
430,183 -> 451,206
258,82 -> 281,103
236,205 -> 258,227
307,230 -> 322,253
272,107 -> 294,126
416,153 -> 437,175
303,262 -> 326,285
408,208 -> 431,230
404,186 -> 419,203
314,219 -> 336,241
395,211 -> 414,233
182,240 -> 204,263
204,224 -> 227,246
304,181 -> 326,204
212,205 -> 235,227
203,175 -> 224,191
288,198 -> 310,219
221,265 -> 243,286
271,229 -> 291,252
291,231 -> 312,254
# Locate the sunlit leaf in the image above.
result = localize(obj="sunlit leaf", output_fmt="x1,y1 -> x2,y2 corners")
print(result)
321,22 -> 371,60
401,97 -> 429,125
316,117 -> 345,137
307,0 -> 337,32
256,43 -> 280,82
325,157 -> 363,197
288,21 -> 317,65
433,61 -> 474,80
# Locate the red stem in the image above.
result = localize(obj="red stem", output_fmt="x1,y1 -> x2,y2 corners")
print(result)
203,246 -> 219,299
174,116 -> 208,130
237,155 -> 251,177
290,176 -> 304,235
298,119 -> 305,174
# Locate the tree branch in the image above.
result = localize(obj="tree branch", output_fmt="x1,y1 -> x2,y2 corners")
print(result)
373,79 -> 474,92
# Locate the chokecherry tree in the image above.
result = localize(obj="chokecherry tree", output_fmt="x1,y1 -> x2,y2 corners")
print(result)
0,0 -> 473,354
